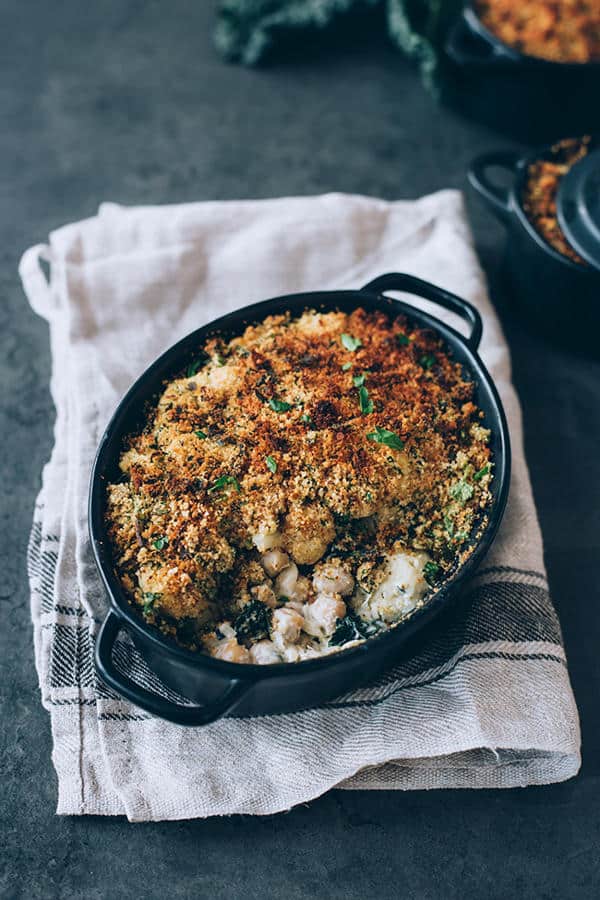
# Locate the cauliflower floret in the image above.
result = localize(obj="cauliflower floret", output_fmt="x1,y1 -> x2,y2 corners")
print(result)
271,607 -> 304,651
302,593 -> 346,638
312,560 -> 354,597
212,637 -> 250,663
356,548 -> 430,624
249,640 -> 282,665
281,504 -> 335,565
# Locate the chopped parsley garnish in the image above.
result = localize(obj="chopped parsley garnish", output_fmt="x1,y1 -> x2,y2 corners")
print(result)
186,359 -> 202,378
300,412 -> 312,424
194,430 -> 208,440
265,455 -> 277,473
449,480 -> 474,503
142,592 -> 160,614
214,353 -> 226,367
268,398 -> 293,413
353,373 -> 366,387
234,601 -> 272,643
444,513 -> 455,537
419,353 -> 436,370
423,561 -> 440,586
358,385 -> 374,415
396,332 -> 411,346
341,333 -> 362,352
152,536 -> 168,550
366,426 -> 404,451
208,475 -> 241,494
473,464 -> 490,482
341,361 -> 352,371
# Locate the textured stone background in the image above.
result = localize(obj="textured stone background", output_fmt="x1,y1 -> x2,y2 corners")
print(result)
2,1 -> 599,897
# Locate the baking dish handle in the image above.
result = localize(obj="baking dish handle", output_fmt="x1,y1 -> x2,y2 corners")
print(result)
95,610 -> 251,726
468,150 -> 520,225
445,11 -> 514,68
360,272 -> 483,353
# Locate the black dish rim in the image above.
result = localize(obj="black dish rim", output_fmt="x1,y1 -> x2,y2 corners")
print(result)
511,137 -> 600,273
89,280 -> 511,683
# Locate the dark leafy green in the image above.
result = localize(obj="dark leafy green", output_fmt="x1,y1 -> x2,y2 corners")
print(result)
234,600 -> 272,642
329,613 -> 378,647
423,560 -> 440,586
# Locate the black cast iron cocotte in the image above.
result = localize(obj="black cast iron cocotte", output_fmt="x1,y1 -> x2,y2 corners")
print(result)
90,273 -> 511,727
468,145 -> 600,352
445,2 -> 600,142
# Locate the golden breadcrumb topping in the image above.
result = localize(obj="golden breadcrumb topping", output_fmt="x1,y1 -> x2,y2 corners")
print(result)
523,136 -> 591,264
477,0 -> 600,63
105,308 -> 493,663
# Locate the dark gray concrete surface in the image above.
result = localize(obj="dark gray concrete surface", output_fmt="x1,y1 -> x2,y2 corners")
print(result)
1,2 -> 599,898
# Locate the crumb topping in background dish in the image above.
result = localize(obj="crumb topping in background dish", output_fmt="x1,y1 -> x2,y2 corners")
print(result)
522,136 -> 591,264
476,0 -> 600,63
105,308 -> 493,663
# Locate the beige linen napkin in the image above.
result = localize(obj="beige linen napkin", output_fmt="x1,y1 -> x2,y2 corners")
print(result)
20,190 -> 580,821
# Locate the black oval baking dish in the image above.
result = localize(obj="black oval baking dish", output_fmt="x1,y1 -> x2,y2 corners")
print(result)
468,142 -> 600,352
90,273 -> 511,726
445,2 -> 600,141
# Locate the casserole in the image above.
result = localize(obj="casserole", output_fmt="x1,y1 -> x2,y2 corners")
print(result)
445,2 -> 600,141
91,273 -> 511,725
468,141 -> 600,351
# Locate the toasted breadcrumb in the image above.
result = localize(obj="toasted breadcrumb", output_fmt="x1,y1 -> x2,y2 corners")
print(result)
477,0 -> 600,62
105,308 -> 493,662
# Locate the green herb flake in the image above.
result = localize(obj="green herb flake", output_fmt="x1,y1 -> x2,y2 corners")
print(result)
153,536 -> 168,551
142,592 -> 160,615
341,361 -> 352,371
423,561 -> 440,586
186,360 -> 202,378
194,430 -> 208,440
396,332 -> 411,346
450,480 -> 474,503
358,385 -> 374,415
473,464 -> 490,482
353,373 -> 366,387
300,412 -> 312,424
419,353 -> 436,370
444,513 -> 455,537
208,475 -> 241,494
215,353 -> 226,367
341,333 -> 362,352
366,426 -> 404,451
265,455 -> 277,473
268,398 -> 293,413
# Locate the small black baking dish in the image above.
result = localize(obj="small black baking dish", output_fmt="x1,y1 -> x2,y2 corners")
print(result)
468,141 -> 600,351
91,273 -> 511,726
445,2 -> 600,141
